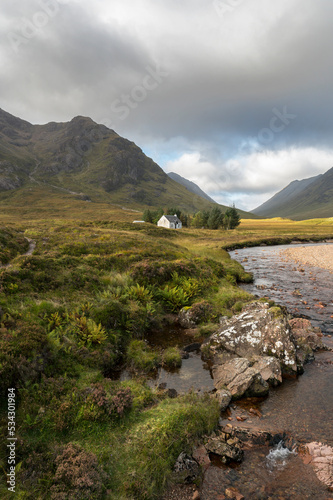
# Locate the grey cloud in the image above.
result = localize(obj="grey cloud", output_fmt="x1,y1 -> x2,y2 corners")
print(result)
1,0 -> 333,209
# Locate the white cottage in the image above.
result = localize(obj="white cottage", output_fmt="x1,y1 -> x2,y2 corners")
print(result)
157,214 -> 182,229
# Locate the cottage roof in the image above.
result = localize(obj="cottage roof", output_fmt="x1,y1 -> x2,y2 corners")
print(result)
163,215 -> 181,223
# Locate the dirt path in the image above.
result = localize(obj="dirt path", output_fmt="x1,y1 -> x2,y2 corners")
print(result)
281,244 -> 333,273
0,237 -> 36,269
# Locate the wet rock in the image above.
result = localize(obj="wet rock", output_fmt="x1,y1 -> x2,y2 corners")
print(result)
173,452 -> 201,484
167,388 -> 178,398
215,389 -> 232,411
205,437 -> 243,463
306,442 -> 333,491
225,487 -> 244,500
192,445 -> 211,467
212,358 -> 269,399
252,356 -> 282,386
183,343 -> 202,353
245,373 -> 269,398
158,385 -> 178,399
205,302 -> 298,375
289,317 -> 324,369
289,317 -> 325,365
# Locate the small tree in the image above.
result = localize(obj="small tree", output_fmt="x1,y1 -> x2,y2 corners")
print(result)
180,213 -> 189,227
152,207 -> 164,224
167,207 -> 182,218
142,209 -> 153,223
224,204 -> 241,230
142,208 -> 164,224
207,207 -> 224,229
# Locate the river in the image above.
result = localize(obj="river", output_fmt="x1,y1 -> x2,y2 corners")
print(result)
204,242 -> 333,499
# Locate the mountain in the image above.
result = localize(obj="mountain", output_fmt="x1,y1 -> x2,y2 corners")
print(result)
0,108 -> 254,218
167,172 -> 216,203
253,168 -> 333,220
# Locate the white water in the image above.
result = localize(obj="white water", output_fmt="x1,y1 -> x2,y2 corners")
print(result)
266,441 -> 297,471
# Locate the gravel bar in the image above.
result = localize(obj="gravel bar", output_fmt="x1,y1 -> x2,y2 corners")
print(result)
281,244 -> 333,273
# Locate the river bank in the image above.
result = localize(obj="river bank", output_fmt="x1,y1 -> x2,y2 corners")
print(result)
281,244 -> 333,273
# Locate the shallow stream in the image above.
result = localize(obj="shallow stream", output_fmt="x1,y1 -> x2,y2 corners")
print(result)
123,243 -> 333,498
208,242 -> 333,499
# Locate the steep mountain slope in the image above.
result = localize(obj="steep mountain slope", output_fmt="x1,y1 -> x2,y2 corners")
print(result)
0,109 -> 254,218
253,175 -> 321,217
167,172 -> 216,203
253,168 -> 333,220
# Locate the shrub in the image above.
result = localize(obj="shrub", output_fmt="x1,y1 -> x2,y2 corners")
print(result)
158,285 -> 190,312
73,317 -> 108,347
126,283 -> 153,305
0,321 -> 49,391
50,443 -> 107,500
171,272 -> 201,298
80,384 -> 133,422
232,301 -> 244,313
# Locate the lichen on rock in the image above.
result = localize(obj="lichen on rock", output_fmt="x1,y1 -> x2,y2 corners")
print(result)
203,301 -> 322,403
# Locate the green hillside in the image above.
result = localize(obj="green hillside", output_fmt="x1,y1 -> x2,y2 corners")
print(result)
253,167 -> 333,220
0,109 -> 254,219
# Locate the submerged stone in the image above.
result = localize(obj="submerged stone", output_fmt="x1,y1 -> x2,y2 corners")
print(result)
173,452 -> 201,484
205,437 -> 243,463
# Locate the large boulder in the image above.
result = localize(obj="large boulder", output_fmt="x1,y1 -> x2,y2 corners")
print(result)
206,302 -> 297,375
203,302 -> 323,403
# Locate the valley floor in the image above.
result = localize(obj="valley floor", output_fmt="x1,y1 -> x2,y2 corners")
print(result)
0,216 -> 332,499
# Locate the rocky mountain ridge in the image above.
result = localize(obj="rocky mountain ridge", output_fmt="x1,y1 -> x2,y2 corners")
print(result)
0,108 -> 253,216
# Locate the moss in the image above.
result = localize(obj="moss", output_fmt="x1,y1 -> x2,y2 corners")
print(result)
162,347 -> 182,369
127,340 -> 160,372
199,323 -> 219,337
269,306 -> 284,318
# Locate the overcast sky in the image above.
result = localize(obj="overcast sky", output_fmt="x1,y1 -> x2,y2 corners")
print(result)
1,0 -> 333,211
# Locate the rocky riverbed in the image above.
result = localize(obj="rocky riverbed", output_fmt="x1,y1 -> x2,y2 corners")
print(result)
162,244 -> 333,499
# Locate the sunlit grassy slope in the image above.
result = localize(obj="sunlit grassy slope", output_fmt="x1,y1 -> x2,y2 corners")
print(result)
0,213 -> 332,499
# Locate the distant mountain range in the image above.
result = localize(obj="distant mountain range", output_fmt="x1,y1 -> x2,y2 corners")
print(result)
253,167 -> 333,220
0,108 -> 254,218
167,172 -> 216,203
